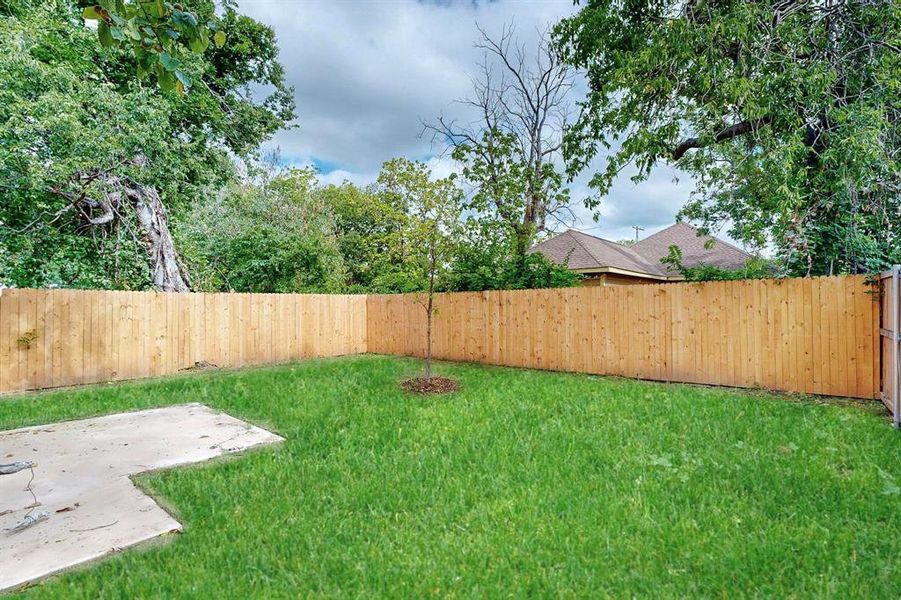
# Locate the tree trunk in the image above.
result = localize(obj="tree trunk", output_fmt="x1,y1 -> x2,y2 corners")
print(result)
513,224 -> 531,263
127,183 -> 191,292
425,295 -> 433,380
425,246 -> 436,381
48,158 -> 192,292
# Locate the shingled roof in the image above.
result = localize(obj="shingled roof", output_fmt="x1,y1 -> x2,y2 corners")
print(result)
632,222 -> 752,271
529,222 -> 752,279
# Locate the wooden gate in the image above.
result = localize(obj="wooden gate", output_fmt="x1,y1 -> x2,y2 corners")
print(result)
880,267 -> 901,427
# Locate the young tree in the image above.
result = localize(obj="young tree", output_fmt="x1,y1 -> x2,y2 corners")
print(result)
385,160 -> 463,381
555,0 -> 901,275
425,24 -> 574,268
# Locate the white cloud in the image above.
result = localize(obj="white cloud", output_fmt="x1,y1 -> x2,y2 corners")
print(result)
423,155 -> 460,181
248,0 -> 697,243
317,168 -> 373,188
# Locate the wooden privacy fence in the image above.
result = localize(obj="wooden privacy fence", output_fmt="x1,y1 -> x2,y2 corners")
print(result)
368,275 -> 880,400
0,289 -> 366,394
0,275 -> 888,402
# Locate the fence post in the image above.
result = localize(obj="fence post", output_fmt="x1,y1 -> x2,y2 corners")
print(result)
893,266 -> 900,428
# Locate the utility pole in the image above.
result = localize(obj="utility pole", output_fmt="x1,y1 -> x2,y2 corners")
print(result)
632,225 -> 645,242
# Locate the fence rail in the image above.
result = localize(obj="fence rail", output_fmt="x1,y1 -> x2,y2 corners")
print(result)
0,275 -> 887,403
368,275 -> 880,400
0,289 -> 367,394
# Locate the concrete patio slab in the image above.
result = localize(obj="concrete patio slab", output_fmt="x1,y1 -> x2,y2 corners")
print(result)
0,403 -> 284,593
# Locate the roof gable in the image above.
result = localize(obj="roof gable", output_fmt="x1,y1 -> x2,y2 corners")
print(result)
631,222 -> 752,270
529,230 -> 667,275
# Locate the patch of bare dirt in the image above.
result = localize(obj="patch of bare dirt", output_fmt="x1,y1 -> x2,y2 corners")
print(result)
400,376 -> 460,394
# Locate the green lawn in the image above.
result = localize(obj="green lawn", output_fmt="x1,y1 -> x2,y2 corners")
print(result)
2,355 -> 900,598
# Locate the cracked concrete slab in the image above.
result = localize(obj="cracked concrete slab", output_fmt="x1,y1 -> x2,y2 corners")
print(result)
0,403 -> 284,593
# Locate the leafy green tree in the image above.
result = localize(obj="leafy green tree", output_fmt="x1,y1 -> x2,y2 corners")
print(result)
179,164 -> 345,293
321,177 -> 411,293
555,0 -> 901,276
0,0 -> 293,290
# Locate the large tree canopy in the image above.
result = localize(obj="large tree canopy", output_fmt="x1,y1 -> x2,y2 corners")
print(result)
556,0 -> 901,275
0,0 -> 294,289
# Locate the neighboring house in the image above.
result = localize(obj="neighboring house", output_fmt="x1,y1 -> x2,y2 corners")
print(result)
529,222 -> 753,285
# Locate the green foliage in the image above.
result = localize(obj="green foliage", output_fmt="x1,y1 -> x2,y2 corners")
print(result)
321,173 -> 414,293
447,221 -> 581,291
555,0 -> 901,276
660,245 -> 773,282
200,5 -> 295,154
0,0 -> 293,289
323,160 -> 468,295
1,355 -> 899,597
181,158 -> 467,296
81,0 -> 225,93
379,158 -> 463,295
0,1 -> 174,288
320,159 -> 580,294
179,165 -> 346,293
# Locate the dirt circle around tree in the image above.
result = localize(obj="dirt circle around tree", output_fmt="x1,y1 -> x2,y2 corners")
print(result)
400,376 -> 460,394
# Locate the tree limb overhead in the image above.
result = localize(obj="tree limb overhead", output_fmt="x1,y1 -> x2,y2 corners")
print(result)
671,116 -> 773,160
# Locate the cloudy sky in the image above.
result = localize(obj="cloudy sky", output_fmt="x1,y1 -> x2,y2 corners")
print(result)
245,0 -> 694,243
